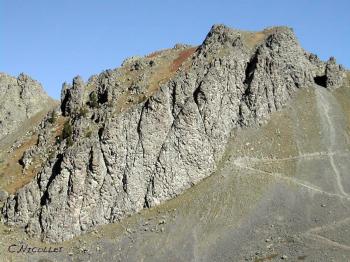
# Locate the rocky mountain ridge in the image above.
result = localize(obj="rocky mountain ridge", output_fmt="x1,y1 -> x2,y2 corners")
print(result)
1,24 -> 346,243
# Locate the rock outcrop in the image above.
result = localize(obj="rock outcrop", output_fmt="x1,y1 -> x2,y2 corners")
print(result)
1,25 -> 346,242
0,73 -> 55,141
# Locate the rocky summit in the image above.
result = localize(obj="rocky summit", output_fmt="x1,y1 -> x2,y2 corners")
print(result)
0,73 -> 55,142
0,24 -> 348,260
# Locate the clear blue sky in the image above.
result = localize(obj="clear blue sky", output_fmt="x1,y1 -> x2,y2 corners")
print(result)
1,0 -> 349,99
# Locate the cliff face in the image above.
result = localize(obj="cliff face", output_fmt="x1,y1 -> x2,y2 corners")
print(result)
1,25 -> 346,242
0,73 -> 54,141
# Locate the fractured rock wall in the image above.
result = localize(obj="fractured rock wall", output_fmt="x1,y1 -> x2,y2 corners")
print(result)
1,25 -> 346,242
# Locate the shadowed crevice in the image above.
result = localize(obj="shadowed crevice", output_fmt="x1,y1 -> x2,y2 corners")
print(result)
314,75 -> 327,88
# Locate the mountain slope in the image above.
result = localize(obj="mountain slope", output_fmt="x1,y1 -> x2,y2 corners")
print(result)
1,74 -> 349,262
1,24 -> 347,246
0,73 -> 57,204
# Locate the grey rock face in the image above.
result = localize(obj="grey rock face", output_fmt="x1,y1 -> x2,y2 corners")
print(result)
325,57 -> 345,89
0,73 -> 54,141
1,25 -> 346,242
61,76 -> 85,116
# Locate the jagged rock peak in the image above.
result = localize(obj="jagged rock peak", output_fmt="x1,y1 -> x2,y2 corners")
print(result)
0,73 -> 55,141
200,24 -> 243,50
201,24 -> 296,50
60,76 -> 86,117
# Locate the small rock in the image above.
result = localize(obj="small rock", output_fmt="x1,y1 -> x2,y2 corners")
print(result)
0,189 -> 8,202
281,255 -> 288,260
173,43 -> 192,49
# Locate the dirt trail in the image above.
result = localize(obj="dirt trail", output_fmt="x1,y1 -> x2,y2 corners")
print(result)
233,155 -> 350,201
315,87 -> 349,197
